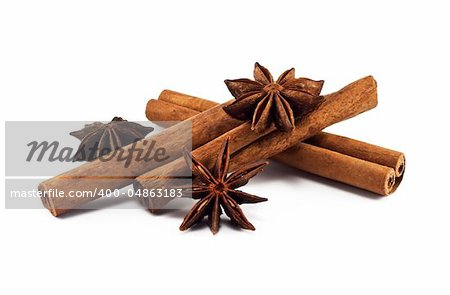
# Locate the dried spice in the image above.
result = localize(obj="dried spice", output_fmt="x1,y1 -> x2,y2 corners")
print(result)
223,62 -> 324,132
70,117 -> 154,161
41,76 -> 378,218
180,137 -> 268,234
147,90 -> 405,196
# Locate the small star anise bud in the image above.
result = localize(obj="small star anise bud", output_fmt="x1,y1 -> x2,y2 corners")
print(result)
223,62 -> 324,132
180,137 -> 268,234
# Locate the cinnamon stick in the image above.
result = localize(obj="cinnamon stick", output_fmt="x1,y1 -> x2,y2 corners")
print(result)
146,92 -> 404,195
145,99 -> 198,128
135,76 -> 379,211
39,100 -> 243,216
306,133 -> 405,177
158,90 -> 218,112
273,145 -> 397,195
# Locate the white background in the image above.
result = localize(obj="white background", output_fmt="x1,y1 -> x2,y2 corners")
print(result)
1,1 -> 449,294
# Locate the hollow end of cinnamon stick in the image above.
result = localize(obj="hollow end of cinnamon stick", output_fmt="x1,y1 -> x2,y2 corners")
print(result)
385,169 -> 397,195
395,154 -> 406,177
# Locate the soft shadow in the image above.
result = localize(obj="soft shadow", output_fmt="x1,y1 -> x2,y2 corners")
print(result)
56,208 -> 98,218
252,161 -> 383,200
58,159 -> 382,219
221,219 -> 253,233
57,192 -> 196,219
149,208 -> 187,218
251,161 -> 310,185
181,220 -> 209,232
56,195 -> 142,219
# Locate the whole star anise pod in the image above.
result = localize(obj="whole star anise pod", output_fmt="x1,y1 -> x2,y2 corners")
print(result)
223,62 -> 324,132
70,117 -> 154,161
180,137 -> 268,234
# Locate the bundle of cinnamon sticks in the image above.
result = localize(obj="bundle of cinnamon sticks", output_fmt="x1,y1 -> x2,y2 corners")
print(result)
143,89 -> 405,201
38,75 -> 404,216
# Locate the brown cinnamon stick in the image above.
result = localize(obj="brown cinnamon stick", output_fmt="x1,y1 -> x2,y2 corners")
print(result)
39,100 -> 243,216
306,133 -> 405,177
146,92 -> 404,195
136,76 -> 379,211
273,145 -> 397,195
158,90 -> 218,111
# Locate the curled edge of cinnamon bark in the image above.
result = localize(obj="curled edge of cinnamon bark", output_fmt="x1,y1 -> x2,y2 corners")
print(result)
136,76 -> 381,211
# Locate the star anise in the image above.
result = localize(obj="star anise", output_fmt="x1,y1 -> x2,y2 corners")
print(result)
223,62 -> 324,132
180,137 -> 268,234
70,117 -> 154,161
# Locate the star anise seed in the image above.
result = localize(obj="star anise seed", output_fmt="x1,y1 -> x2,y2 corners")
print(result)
223,62 -> 324,132
180,137 -> 268,234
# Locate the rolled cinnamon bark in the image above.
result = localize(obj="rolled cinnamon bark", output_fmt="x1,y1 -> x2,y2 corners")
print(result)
136,76 -> 379,211
39,100 -> 243,216
146,99 -> 199,127
273,144 -> 397,195
145,91 -> 404,196
306,132 -> 405,177
158,90 -> 218,112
